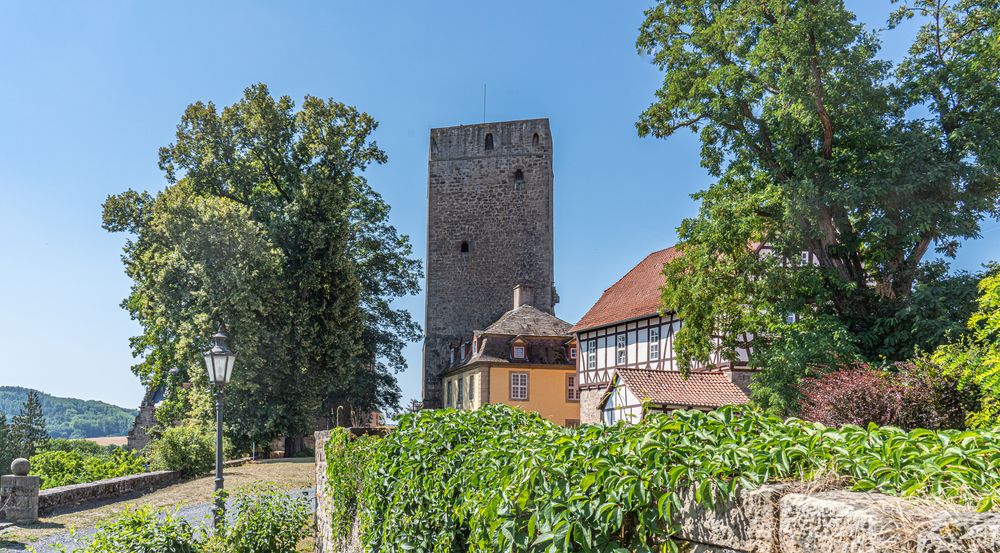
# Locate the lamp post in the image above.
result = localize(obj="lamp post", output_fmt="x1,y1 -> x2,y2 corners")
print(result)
202,324 -> 237,531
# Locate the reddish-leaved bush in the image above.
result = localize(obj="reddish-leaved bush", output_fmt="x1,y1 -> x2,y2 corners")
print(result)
798,362 -> 979,430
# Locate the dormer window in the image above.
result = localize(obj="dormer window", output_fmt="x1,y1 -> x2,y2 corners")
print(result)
459,343 -> 466,363
512,345 -> 526,360
450,347 -> 456,366
485,133 -> 494,150
472,339 -> 479,356
568,346 -> 577,360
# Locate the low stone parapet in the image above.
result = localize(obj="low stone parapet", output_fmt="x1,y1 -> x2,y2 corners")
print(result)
38,470 -> 182,514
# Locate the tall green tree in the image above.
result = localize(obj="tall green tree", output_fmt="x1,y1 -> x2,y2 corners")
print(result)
636,0 -> 1000,413
103,85 -> 421,451
11,391 -> 48,458
0,414 -> 14,471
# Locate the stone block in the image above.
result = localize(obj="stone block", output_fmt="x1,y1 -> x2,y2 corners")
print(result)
0,474 -> 40,523
917,511 -> 1000,552
779,490 -> 923,553
677,484 -> 784,553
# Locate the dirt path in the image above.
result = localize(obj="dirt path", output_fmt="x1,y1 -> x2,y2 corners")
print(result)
0,458 -> 316,551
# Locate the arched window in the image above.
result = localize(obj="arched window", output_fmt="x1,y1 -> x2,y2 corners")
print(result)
485,133 -> 494,150
513,169 -> 525,191
460,241 -> 470,254
532,133 -> 540,146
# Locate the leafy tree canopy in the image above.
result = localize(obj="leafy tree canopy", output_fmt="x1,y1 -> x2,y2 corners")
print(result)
637,0 -> 1000,413
102,84 -> 421,448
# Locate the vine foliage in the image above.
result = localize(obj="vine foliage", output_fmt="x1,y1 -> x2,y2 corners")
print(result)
327,405 -> 1000,552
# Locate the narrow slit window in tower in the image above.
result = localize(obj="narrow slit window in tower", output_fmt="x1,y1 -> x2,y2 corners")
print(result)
485,133 -> 494,150
513,169 -> 525,191
460,241 -> 470,257
532,133 -> 540,146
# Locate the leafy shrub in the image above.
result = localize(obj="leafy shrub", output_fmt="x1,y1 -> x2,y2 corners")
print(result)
932,269 -> 1000,427
30,449 -> 146,489
208,485 -> 311,553
329,404 -> 1000,552
148,425 -> 217,477
53,506 -> 199,553
798,363 -> 978,430
52,487 -> 309,553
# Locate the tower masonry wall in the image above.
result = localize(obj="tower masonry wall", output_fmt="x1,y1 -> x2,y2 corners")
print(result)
423,119 -> 556,407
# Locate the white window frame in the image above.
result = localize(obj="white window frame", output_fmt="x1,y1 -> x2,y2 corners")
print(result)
616,334 -> 627,365
648,327 -> 660,361
510,372 -> 529,401
472,339 -> 478,356
569,346 -> 577,360
587,340 -> 597,369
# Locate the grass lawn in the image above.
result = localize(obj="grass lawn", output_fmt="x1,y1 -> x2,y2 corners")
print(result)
0,458 -> 316,551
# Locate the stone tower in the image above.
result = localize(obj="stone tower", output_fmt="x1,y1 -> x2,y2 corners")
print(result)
422,119 -> 556,407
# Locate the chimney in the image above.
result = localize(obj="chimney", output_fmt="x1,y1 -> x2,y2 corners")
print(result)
513,284 -> 534,308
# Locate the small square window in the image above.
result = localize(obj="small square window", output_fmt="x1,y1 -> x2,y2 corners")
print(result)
512,345 -> 526,359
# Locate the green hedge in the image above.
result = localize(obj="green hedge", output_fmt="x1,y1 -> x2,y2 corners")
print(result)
30,448 -> 146,490
326,404 -> 1000,552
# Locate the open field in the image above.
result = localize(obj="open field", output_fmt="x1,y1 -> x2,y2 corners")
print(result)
0,458 -> 316,551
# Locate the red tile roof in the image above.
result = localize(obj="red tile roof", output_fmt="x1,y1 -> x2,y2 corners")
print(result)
571,246 -> 681,333
611,368 -> 750,409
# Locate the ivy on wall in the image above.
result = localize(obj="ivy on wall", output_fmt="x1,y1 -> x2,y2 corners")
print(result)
327,405 -> 1000,552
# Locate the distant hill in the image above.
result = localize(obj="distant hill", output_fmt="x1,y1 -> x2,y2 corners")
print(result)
0,386 -> 137,439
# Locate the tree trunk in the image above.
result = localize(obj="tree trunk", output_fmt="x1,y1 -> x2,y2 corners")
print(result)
283,435 -> 304,458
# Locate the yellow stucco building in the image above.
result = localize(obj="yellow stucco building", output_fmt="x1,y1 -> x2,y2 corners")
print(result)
440,299 -> 580,426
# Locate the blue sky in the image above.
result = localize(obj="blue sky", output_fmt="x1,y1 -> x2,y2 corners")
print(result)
0,1 -> 996,411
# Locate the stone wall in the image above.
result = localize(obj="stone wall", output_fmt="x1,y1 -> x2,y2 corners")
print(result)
578,388 -> 603,424
36,458 -> 251,515
423,119 -> 556,408
38,470 -> 181,514
314,427 -> 1000,553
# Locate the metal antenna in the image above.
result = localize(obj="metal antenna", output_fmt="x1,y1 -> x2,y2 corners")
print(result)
483,84 -> 486,123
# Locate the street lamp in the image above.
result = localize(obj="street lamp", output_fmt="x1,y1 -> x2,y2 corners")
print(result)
203,324 -> 237,531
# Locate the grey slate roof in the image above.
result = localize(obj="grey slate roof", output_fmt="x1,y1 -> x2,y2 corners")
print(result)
483,304 -> 573,337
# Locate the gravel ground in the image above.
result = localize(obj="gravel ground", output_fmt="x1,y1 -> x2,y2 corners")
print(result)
0,487 -> 315,552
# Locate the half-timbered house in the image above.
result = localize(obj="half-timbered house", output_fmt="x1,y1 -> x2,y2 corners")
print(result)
570,246 -> 754,424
